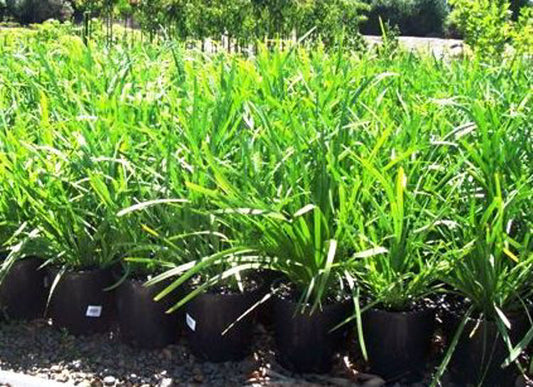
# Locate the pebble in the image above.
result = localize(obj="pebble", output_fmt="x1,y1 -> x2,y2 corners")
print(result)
57,372 -> 70,383
103,375 -> 116,385
72,360 -> 82,369
161,348 -> 173,360
192,367 -> 203,383
159,377 -> 173,387
193,373 -> 203,383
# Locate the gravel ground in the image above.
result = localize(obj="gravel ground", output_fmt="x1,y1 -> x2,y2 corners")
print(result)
1,318 -> 530,386
0,319 -> 388,387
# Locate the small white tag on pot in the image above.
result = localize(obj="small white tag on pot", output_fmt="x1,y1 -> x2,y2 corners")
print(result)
85,305 -> 102,318
43,277 -> 50,288
186,313 -> 196,331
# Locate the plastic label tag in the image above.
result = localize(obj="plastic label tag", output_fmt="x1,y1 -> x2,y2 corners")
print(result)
186,313 -> 196,331
43,277 -> 50,288
86,305 -> 102,318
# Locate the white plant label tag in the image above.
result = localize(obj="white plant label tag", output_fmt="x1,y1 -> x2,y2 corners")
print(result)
43,277 -> 50,288
86,305 -> 102,318
186,313 -> 196,332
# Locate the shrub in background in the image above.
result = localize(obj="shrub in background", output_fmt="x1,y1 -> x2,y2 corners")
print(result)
511,6 -> 533,54
360,0 -> 449,36
298,0 -> 369,47
447,0 -> 512,57
5,0 -> 73,23
448,0 -> 533,57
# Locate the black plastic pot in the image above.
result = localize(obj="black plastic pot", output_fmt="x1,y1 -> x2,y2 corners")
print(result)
116,278 -> 179,348
273,296 -> 353,373
445,312 -> 529,386
48,268 -> 115,335
0,257 -> 47,320
184,289 -> 261,362
256,270 -> 282,328
362,308 -> 435,381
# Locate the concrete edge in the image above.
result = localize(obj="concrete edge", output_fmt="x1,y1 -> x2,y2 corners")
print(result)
0,370 -> 70,386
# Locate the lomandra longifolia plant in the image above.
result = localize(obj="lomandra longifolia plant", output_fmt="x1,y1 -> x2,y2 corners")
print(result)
433,97 -> 533,383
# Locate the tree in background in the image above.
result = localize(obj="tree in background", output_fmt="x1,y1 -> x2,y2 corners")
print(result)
300,0 -> 369,45
2,0 -> 370,46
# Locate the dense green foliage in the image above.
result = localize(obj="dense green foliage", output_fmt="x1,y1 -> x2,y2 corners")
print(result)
0,26 -> 532,378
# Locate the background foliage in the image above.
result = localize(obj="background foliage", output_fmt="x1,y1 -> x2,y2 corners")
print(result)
1,0 -> 532,44
360,0 -> 449,36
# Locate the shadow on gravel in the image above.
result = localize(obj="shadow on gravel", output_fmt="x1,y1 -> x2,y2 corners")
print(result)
0,319 -> 380,386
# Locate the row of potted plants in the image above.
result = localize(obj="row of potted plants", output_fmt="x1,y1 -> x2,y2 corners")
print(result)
0,226 -> 530,387
1,117 -> 531,386
0,41 -> 531,386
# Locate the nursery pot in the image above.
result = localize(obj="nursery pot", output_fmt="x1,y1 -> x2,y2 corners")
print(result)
116,278 -> 180,348
362,307 -> 436,381
273,296 -> 353,373
445,312 -> 529,386
256,270 -> 282,328
48,267 -> 115,335
0,256 -> 47,320
184,288 -> 262,362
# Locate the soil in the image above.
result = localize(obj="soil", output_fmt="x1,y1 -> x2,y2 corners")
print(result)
363,296 -> 438,314
189,272 -> 266,296
274,281 -> 351,305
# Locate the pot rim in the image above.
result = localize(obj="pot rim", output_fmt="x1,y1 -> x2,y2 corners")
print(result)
271,279 -> 351,307
273,292 -> 353,314
47,266 -> 113,279
445,309 -> 529,326
366,305 -> 436,318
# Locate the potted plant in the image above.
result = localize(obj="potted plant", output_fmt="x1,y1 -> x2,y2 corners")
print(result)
114,257 -> 181,349
242,203 -> 361,374
352,157 -> 456,382
436,183 -> 532,385
0,159 -> 47,321
114,201 -> 193,349
0,227 -> 47,321
433,104 -> 533,386
174,260 -> 265,363
15,147 -> 136,335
